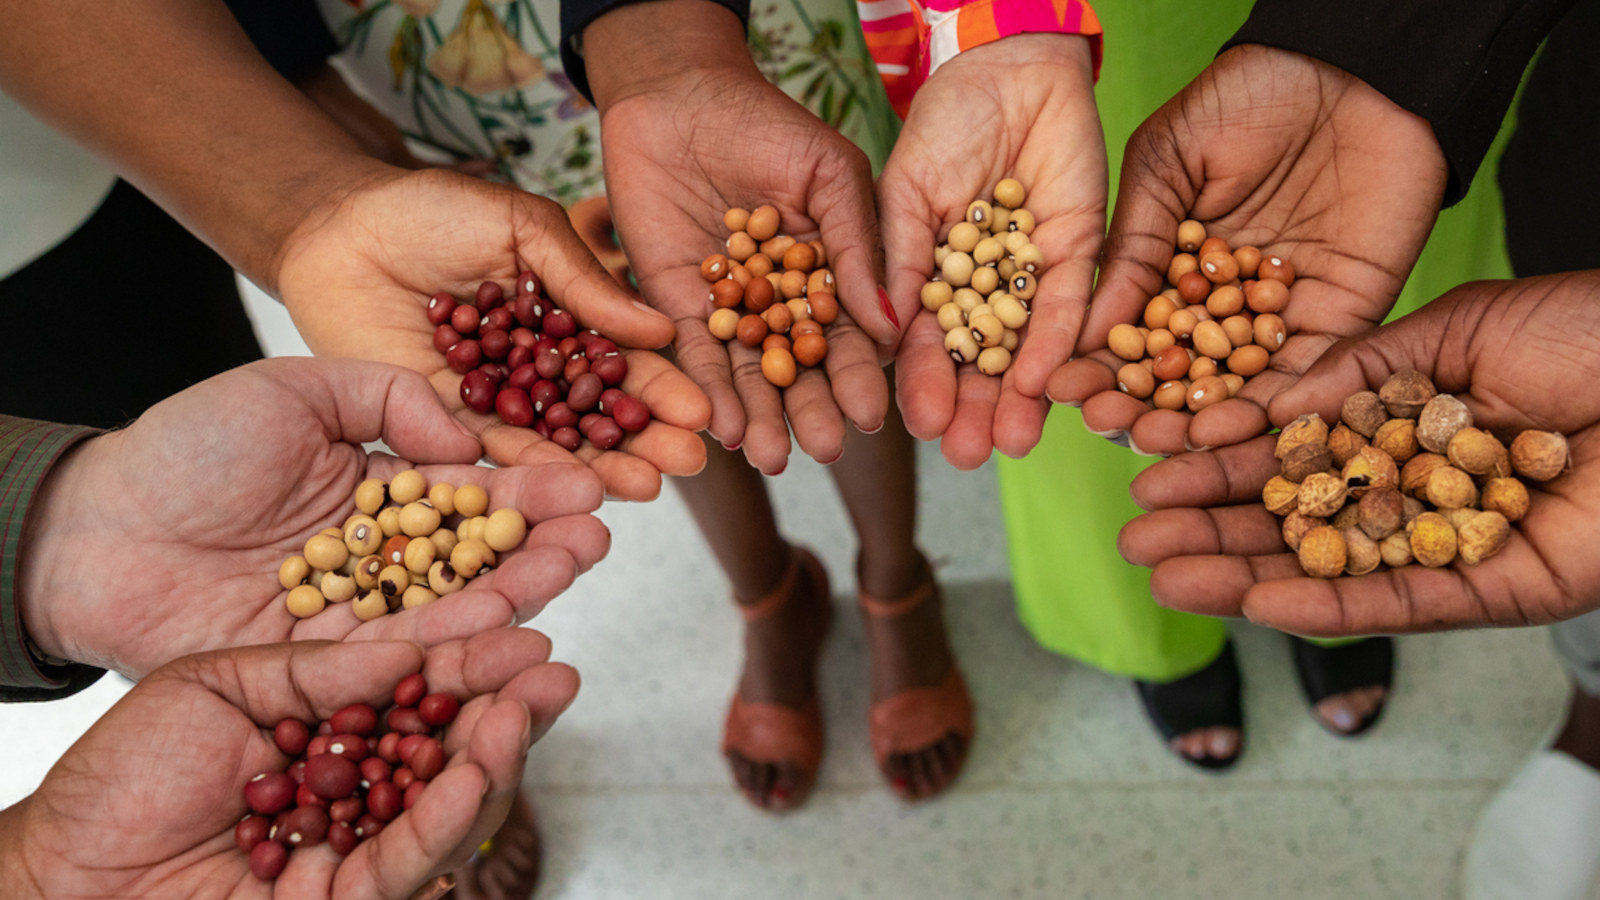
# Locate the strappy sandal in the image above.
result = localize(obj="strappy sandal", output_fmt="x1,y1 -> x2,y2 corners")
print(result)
1134,640 -> 1244,772
721,547 -> 832,812
859,560 -> 974,802
1289,635 -> 1394,737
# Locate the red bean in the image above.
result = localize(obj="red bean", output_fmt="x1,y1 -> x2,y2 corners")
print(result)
479,362 -> 509,384
567,373 -> 603,412
506,344 -> 533,372
426,292 -> 457,326
273,719 -> 310,756
545,402 -> 578,430
450,304 -> 481,336
329,796 -> 364,824
531,380 -> 561,415
460,369 -> 497,414
484,307 -> 514,333
434,324 -> 464,356
495,387 -> 536,427
481,329 -> 511,361
329,704 -> 378,737
286,759 -> 307,785
552,426 -> 582,452
391,767 -> 416,792
591,354 -> 628,387
506,363 -> 539,392
585,338 -> 618,361
588,417 -> 624,451
409,737 -> 446,780
513,294 -> 544,328
386,706 -> 428,735
533,420 -> 552,439
304,754 -> 361,800
317,720 -> 334,737
446,339 -> 483,374
366,781 -> 403,822
296,783 -> 326,809
326,734 -> 369,762
235,815 -> 271,853
563,356 -> 591,381
516,271 -> 541,297
612,395 -> 650,433
397,733 -> 429,766
376,732 -> 402,765
556,336 -> 583,359
249,839 -> 289,881
282,805 -> 329,847
394,673 -> 428,708
598,388 -> 625,415
543,309 -> 577,340
533,346 -> 565,380
510,326 -> 538,349
328,821 -> 359,856
476,280 -> 504,309
359,756 -> 392,787
419,693 -> 460,728
403,780 -> 428,811
354,813 -> 385,839
244,771 -> 296,816
307,735 -> 332,758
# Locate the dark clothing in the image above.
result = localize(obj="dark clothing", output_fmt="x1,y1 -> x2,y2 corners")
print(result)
559,0 -> 753,103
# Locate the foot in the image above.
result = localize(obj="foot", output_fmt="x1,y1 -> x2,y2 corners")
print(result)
1313,685 -> 1389,735
859,554 -> 970,800
1289,636 -> 1394,737
450,791 -> 540,900
1168,725 -> 1242,766
1135,641 -> 1244,771
724,546 -> 832,811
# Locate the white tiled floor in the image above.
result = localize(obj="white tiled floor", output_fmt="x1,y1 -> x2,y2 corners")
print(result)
0,289 -> 1585,898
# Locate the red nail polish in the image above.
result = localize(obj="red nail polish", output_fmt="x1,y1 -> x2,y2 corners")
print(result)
878,286 -> 900,331
771,786 -> 790,801
891,777 -> 908,789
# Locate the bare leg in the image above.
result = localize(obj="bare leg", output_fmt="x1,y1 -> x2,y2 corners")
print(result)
672,434 -> 831,810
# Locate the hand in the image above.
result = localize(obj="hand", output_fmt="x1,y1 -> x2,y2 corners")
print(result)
1118,274 -> 1600,635
586,0 -> 891,474
1051,44 -> 1448,456
879,34 -> 1106,469
0,631 -> 575,899
274,166 -> 711,502
20,357 -> 611,679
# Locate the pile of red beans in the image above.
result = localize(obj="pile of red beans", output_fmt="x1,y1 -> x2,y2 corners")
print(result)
429,273 -> 651,452
236,673 -> 459,880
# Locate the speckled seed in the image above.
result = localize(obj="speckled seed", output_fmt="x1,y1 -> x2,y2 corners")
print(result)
921,281 -> 953,312
976,346 -> 1012,376
286,584 -> 326,619
304,534 -> 349,572
355,479 -> 387,516
388,470 -> 426,505
453,484 -> 489,519
1297,526 -> 1348,578
484,508 -> 528,553
279,556 -> 311,590
1408,512 -> 1458,567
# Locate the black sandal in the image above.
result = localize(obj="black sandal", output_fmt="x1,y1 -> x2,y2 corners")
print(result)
1289,635 -> 1394,738
1134,641 -> 1244,772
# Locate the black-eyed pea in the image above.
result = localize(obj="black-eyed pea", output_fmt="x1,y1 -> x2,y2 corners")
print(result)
427,483 -> 456,516
320,527 -> 343,539
973,237 -> 1006,266
1228,344 -> 1270,377
970,266 -> 1000,296
354,478 -> 387,516
967,303 -> 994,323
305,534 -> 349,572
1221,314 -> 1254,347
286,584 -> 327,619
1153,380 -> 1188,411
403,537 -> 436,575
451,539 -> 497,578
1108,324 -> 1146,361
1192,321 -> 1232,360
953,288 -> 984,315
1001,328 -> 1019,352
338,553 -> 360,576
453,484 -> 489,519
378,564 -> 411,598
947,222 -> 983,254
389,470 -> 426,505
1253,313 -> 1286,351
456,515 -> 486,543
977,346 -> 1012,375
429,528 -> 459,559
321,571 -> 357,603
1013,243 -> 1044,273
485,508 -> 529,553
1145,328 -> 1176,357
921,281 -> 953,312
354,555 -> 384,590
937,302 -> 966,332
708,307 -> 739,341
970,314 -> 1005,348
1009,209 -> 1036,235
1007,271 -> 1037,302
428,560 -> 465,595
946,328 -> 980,364
941,251 -> 976,287
966,200 -> 992,228
351,588 -> 387,622
342,515 -> 382,557
993,178 -> 1026,208
376,507 -> 403,538
1118,363 -> 1155,399
399,501 -> 441,538
410,569 -> 429,587
401,585 -> 439,610
992,293 -> 1029,329
279,556 -> 311,590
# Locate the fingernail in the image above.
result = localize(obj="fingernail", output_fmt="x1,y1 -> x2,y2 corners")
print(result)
859,420 -> 885,435
633,300 -> 661,317
722,440 -> 742,452
1183,436 -> 1213,453
818,451 -> 843,465
1088,428 -> 1129,448
891,777 -> 909,789
771,786 -> 790,801
1126,435 -> 1159,456
878,286 -> 900,331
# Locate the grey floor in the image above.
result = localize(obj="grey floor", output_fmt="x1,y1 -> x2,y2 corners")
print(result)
0,288 -> 1581,899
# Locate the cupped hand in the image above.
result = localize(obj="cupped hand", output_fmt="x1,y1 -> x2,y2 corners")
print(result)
1051,44 -> 1448,456
880,33 -> 1106,469
2,631 -> 576,900
274,166 -> 710,501
588,3 -> 891,474
20,357 -> 611,679
1118,274 -> 1600,635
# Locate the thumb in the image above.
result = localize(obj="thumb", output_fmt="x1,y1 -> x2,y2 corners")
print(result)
811,144 -> 897,347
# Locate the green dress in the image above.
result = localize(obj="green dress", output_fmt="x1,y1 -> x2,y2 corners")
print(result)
997,1 -> 1516,681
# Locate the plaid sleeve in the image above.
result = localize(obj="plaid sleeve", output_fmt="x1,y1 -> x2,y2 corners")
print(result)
0,416 -> 105,702
860,0 -> 1101,118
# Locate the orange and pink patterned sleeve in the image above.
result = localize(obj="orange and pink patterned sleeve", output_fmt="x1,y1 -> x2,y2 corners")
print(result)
859,0 -> 1101,118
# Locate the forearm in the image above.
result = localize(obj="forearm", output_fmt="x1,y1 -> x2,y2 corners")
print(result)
581,0 -> 758,111
0,799 -> 46,900
0,0 -> 394,294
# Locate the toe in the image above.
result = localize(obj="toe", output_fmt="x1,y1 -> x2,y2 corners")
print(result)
1315,694 -> 1364,734
1204,726 -> 1241,761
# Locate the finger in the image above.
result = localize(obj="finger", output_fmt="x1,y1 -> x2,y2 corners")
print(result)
781,364 -> 847,464
811,142 -> 895,345
439,660 -> 579,758
1146,553 -> 1302,619
672,317 -> 749,451
1010,255 -> 1096,399
1045,356 -> 1117,407
992,385 -> 1050,460
893,312 -> 959,441
343,757 -> 495,898
417,628 -> 557,700
1126,408 -> 1192,457
822,312 -> 891,433
1185,396 -> 1274,452
621,348 -> 714,432
726,338 -> 794,475
165,640 -> 425,727
878,172 -> 941,347
1118,503 -> 1287,569
1128,436 -> 1279,511
939,367 -> 1002,470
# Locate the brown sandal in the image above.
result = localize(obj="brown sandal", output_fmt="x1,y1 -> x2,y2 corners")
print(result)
720,547 -> 832,812
860,564 -> 974,802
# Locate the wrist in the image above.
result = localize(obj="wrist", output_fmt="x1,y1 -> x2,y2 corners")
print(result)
583,0 -> 758,111
0,798 -> 47,900
16,436 -> 94,665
